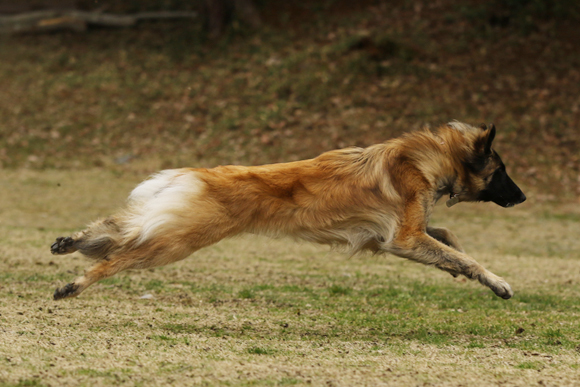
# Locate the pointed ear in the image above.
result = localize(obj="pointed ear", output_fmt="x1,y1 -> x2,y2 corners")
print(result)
484,123 -> 496,155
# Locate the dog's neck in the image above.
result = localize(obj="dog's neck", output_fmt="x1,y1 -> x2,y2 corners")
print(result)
390,125 -> 480,207
435,176 -> 459,204
428,132 -> 473,206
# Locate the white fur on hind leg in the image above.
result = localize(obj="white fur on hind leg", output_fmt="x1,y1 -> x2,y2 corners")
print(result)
125,169 -> 205,244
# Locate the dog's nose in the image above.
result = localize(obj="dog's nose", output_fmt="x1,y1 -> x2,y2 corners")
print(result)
518,192 -> 526,203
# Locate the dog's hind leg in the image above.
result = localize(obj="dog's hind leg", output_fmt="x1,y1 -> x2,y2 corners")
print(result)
53,242 -> 194,300
54,254 -> 133,300
51,217 -> 128,299
51,232 -> 113,257
53,225 -> 234,300
51,217 -> 120,258
50,236 -> 78,255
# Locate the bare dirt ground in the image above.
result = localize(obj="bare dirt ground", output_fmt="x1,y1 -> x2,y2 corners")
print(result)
1,169 -> 580,386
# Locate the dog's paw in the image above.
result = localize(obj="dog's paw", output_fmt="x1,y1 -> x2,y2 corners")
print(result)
53,283 -> 80,300
479,271 -> 513,299
490,279 -> 513,299
51,236 -> 75,255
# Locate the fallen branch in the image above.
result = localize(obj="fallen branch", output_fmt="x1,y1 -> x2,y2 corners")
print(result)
0,10 -> 198,34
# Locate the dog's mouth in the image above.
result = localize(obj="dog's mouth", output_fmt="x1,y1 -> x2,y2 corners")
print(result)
494,199 -> 517,208
496,197 -> 525,208
494,192 -> 526,208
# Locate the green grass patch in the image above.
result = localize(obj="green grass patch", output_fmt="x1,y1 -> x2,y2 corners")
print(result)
5,380 -> 49,387
466,341 -> 486,349
160,323 -> 199,335
515,361 -> 543,370
247,346 -> 275,355
328,284 -> 352,296
238,288 -> 256,299
144,279 -> 165,291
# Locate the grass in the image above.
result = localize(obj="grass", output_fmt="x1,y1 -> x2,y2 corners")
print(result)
247,347 -> 275,356
1,170 -> 580,386
1,2 -> 580,384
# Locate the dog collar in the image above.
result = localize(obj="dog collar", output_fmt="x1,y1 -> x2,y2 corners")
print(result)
446,193 -> 460,207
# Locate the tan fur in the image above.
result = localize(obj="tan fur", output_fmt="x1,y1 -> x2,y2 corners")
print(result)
51,122 -> 518,300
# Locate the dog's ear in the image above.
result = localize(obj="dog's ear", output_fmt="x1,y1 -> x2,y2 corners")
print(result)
484,124 -> 496,155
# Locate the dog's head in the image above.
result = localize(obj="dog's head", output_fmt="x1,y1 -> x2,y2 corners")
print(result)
461,123 -> 526,208
445,122 -> 526,208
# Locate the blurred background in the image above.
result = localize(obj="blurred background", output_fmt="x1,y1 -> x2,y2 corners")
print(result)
0,0 -> 579,201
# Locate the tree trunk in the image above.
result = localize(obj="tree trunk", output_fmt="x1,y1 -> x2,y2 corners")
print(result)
203,0 -> 261,39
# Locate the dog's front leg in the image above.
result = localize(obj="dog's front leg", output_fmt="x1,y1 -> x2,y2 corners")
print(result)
426,226 -> 464,277
426,226 -> 464,253
386,232 -> 513,299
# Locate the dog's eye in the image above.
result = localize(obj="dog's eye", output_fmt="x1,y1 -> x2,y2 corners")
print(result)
485,169 -> 498,182
488,164 -> 506,179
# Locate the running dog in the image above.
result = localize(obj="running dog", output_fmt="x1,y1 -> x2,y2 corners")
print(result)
51,121 -> 526,300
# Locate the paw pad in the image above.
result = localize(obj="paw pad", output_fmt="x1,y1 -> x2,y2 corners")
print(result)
53,283 -> 79,300
50,236 -> 75,255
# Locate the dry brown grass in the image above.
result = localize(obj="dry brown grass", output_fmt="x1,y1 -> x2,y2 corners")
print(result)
1,169 -> 580,386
